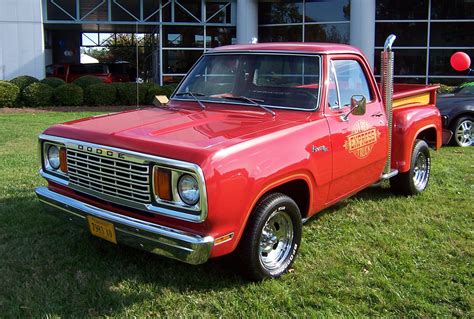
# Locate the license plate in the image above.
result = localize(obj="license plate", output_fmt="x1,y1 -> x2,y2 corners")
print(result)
87,216 -> 117,244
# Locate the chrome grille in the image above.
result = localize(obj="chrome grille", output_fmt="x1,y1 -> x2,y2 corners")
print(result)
67,149 -> 151,203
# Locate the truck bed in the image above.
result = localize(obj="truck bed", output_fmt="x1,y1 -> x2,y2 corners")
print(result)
377,83 -> 440,108
393,84 -> 440,108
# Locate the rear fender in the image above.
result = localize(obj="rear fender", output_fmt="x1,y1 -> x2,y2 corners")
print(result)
391,105 -> 442,173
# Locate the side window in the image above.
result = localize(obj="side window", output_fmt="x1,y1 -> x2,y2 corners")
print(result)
328,62 -> 340,108
332,60 -> 372,107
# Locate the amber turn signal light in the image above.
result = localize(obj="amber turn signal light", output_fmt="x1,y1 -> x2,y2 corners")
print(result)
154,168 -> 172,201
59,147 -> 68,173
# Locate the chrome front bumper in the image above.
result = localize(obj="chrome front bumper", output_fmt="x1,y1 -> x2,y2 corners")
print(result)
35,187 -> 214,265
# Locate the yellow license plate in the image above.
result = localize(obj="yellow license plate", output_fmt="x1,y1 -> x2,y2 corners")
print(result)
87,216 -> 117,244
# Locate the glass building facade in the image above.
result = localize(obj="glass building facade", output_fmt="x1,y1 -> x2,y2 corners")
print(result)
258,0 -> 350,44
375,0 -> 474,85
27,0 -> 474,85
258,0 -> 474,85
43,0 -> 237,84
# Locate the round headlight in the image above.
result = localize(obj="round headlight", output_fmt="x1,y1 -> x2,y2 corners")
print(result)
177,174 -> 200,206
47,145 -> 60,170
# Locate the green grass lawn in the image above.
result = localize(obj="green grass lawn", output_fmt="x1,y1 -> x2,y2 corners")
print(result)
0,111 -> 472,317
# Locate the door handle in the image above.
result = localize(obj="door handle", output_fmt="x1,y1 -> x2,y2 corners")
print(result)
371,112 -> 384,117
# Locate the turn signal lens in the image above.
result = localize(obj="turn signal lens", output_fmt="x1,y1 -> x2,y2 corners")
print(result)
59,147 -> 68,172
154,168 -> 172,201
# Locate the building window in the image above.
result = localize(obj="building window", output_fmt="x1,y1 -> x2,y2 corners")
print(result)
163,50 -> 203,74
376,0 -> 429,20
430,22 -> 474,47
305,0 -> 350,23
259,25 -> 303,42
431,0 -> 474,19
305,23 -> 349,43
258,0 -> 350,44
375,23 -> 427,47
163,26 -> 204,48
258,0 -> 304,24
375,0 -> 474,85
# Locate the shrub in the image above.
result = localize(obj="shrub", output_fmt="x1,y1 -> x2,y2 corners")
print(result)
73,75 -> 103,89
22,82 -> 53,107
438,84 -> 457,94
0,81 -> 20,107
114,82 -> 147,105
84,83 -> 116,106
163,84 -> 177,96
54,84 -> 83,106
41,77 -> 66,88
146,84 -> 171,104
10,75 -> 39,91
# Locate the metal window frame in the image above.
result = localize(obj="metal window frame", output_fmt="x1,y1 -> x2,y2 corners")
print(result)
44,0 -> 236,85
374,0 -> 474,84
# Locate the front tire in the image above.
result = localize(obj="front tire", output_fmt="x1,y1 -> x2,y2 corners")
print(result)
450,116 -> 473,147
237,193 -> 302,281
391,139 -> 431,196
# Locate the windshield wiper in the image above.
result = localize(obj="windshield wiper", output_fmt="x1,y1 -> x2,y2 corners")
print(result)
221,96 -> 276,117
175,92 -> 206,109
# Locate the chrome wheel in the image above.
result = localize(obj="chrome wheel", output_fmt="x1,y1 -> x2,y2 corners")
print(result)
259,210 -> 294,271
413,151 -> 429,191
454,119 -> 473,147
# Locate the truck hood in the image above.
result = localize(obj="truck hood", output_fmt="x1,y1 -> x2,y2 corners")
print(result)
44,101 -> 310,164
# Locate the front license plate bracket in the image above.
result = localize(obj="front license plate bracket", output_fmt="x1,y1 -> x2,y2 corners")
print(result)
87,215 -> 117,244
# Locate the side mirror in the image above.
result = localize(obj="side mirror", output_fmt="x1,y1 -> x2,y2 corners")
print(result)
341,95 -> 366,121
351,95 -> 366,116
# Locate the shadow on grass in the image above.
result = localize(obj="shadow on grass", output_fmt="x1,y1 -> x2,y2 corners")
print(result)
304,185 -> 398,227
0,195 -> 247,317
1,185 -> 398,316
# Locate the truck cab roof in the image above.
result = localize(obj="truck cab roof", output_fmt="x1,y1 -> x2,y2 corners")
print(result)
210,42 -> 364,56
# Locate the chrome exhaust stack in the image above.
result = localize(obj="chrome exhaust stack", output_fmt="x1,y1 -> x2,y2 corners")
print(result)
381,34 -> 397,177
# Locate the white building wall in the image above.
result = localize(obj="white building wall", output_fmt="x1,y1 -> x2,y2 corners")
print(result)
236,0 -> 258,44
0,0 -> 44,80
350,0 -> 375,69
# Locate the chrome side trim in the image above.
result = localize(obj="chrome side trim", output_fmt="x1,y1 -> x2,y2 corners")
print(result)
35,187 -> 214,265
39,134 -> 208,223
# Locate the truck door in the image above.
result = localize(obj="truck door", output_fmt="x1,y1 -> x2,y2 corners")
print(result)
325,57 -> 388,202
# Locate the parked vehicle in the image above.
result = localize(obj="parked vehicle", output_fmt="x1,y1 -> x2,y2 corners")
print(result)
46,62 -> 134,83
436,83 -> 474,147
36,36 -> 442,280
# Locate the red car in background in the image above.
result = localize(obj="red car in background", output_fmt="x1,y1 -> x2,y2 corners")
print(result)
46,62 -> 134,83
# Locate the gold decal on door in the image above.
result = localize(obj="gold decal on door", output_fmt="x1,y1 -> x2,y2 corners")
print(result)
344,120 -> 381,159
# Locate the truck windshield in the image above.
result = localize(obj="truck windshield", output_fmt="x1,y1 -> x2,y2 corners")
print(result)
174,53 -> 321,110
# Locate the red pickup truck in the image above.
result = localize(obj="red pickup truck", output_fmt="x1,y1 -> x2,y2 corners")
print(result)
36,37 -> 442,280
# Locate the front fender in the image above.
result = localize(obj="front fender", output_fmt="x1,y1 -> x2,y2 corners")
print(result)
392,105 -> 442,173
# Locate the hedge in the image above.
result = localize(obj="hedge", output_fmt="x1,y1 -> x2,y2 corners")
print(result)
54,84 -> 83,106
10,75 -> 39,91
22,82 -> 54,107
41,77 -> 66,88
73,75 -> 103,89
85,83 -> 116,106
146,84 -> 171,104
113,82 -> 147,105
0,81 -> 20,107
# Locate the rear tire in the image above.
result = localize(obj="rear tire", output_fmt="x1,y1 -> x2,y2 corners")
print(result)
391,139 -> 431,196
237,193 -> 302,281
450,116 -> 473,147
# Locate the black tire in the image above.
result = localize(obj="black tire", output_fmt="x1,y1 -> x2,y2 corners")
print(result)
237,193 -> 302,281
450,116 -> 473,147
391,139 -> 431,196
